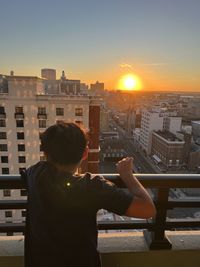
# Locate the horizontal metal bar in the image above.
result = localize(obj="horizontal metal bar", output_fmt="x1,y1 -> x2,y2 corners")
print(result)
1,173 -> 200,189
0,220 -> 199,233
166,221 -> 200,229
166,201 -> 200,208
98,221 -> 155,230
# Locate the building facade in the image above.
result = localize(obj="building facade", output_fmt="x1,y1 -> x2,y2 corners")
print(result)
139,109 -> 182,155
151,131 -> 185,168
0,74 -> 101,229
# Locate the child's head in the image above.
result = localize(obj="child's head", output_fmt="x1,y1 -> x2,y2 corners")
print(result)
41,122 -> 88,166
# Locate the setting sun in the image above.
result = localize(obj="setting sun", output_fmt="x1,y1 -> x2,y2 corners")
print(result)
118,74 -> 142,91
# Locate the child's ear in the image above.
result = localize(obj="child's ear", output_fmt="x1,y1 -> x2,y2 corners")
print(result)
82,146 -> 89,160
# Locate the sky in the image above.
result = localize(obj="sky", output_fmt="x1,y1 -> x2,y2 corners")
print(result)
0,0 -> 200,91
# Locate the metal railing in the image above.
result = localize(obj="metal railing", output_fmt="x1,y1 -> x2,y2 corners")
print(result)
0,173 -> 200,249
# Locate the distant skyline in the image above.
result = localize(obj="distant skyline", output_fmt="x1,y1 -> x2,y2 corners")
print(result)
0,0 -> 200,91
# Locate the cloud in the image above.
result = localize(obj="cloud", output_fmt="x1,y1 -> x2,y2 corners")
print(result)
119,63 -> 132,68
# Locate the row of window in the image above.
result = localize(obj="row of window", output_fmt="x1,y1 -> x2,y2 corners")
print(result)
3,189 -> 27,197
0,144 -> 25,151
4,210 -> 26,218
0,132 -> 24,139
1,167 -> 26,174
0,106 -> 83,116
1,156 -> 26,164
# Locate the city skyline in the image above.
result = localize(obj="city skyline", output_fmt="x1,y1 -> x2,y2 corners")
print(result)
0,0 -> 200,91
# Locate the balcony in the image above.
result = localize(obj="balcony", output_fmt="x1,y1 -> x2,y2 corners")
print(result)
0,173 -> 200,266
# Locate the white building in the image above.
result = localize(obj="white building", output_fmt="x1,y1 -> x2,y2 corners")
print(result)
139,109 -> 182,155
0,74 -> 101,230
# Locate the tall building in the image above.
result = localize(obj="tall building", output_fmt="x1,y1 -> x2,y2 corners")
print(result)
139,109 -> 182,155
0,73 -> 101,228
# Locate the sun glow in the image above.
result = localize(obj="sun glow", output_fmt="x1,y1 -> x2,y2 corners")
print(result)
118,74 -> 142,91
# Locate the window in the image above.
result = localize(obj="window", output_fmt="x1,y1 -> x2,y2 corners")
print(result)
19,156 -> 26,163
38,107 -> 46,114
20,189 -> 27,196
0,132 -> 7,139
56,108 -> 64,116
3,189 -> 11,197
0,144 -> 8,151
2,168 -> 9,174
5,211 -> 12,218
1,156 -> 8,163
39,120 -> 46,128
0,106 -> 5,114
39,132 -> 43,140
19,167 -> 26,174
40,155 -> 46,161
15,106 -> 23,113
18,144 -> 25,151
16,120 -> 24,127
75,108 -> 83,116
17,132 -> 24,139
0,119 -> 6,127
21,210 -> 26,217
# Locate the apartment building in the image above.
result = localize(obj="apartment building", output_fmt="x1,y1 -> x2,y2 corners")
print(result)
139,109 -> 182,155
0,73 -> 101,228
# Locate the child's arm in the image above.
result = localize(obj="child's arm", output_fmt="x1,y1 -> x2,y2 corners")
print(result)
116,157 -> 156,219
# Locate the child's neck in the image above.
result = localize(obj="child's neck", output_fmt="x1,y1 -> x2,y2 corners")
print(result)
50,161 -> 79,175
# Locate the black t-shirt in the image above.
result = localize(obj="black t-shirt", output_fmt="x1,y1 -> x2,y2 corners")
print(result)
25,161 -> 133,267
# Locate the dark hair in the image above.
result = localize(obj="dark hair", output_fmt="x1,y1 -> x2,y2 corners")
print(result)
41,122 -> 88,165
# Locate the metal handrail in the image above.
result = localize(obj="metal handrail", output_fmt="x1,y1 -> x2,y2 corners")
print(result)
0,173 -> 200,249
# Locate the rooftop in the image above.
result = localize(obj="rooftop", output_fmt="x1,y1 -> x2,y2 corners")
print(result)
154,131 -> 183,142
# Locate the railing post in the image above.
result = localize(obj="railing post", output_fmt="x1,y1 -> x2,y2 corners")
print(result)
144,188 -> 172,249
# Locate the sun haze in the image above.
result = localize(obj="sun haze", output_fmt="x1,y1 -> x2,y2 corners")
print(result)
118,74 -> 142,91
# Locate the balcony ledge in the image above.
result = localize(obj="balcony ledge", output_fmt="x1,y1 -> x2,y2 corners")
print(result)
0,231 -> 200,267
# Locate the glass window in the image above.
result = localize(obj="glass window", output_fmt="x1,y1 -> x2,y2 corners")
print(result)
0,106 -> 5,114
40,155 -> 46,161
2,168 -> 9,174
18,156 -> 26,163
0,132 -> 7,139
5,211 -> 12,218
39,120 -> 46,128
3,189 -> 11,197
19,167 -> 26,174
38,107 -> 46,114
39,132 -> 43,140
1,156 -> 8,163
21,210 -> 26,217
0,144 -> 8,151
17,132 -> 24,139
56,108 -> 64,116
75,108 -> 83,116
20,189 -> 27,196
18,144 -> 25,151
0,119 -> 6,127
16,120 -> 24,127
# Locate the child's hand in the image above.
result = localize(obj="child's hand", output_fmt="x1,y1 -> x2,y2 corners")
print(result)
116,157 -> 133,178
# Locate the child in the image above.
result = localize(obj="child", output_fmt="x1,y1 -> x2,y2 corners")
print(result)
25,122 -> 155,267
